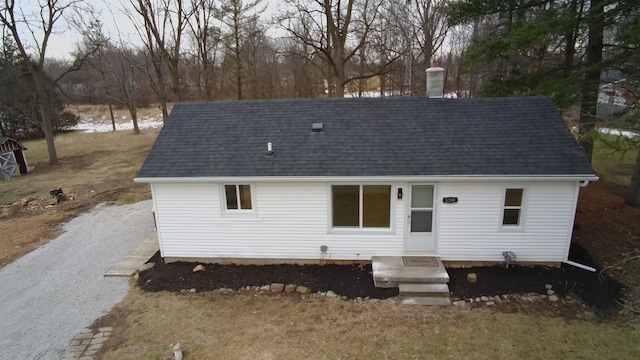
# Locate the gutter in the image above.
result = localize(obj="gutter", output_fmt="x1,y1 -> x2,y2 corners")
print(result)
135,174 -> 600,184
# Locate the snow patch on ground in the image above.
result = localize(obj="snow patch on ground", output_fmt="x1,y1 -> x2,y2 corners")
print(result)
71,115 -> 163,133
599,127 -> 638,138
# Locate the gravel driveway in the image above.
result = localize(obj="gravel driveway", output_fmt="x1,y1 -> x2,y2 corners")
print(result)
0,200 -> 155,360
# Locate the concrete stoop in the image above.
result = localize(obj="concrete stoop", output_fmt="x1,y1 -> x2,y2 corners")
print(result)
399,283 -> 451,306
372,256 -> 451,306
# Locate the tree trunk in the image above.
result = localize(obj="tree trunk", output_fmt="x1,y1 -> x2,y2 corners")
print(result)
155,63 -> 170,122
108,101 -> 116,132
234,14 -> 243,100
131,110 -> 140,134
160,101 -> 169,121
578,0 -> 604,162
563,0 -> 584,75
170,58 -> 182,101
33,73 -> 58,165
334,44 -> 345,98
40,103 -> 58,165
104,80 -> 116,132
626,151 -> 640,207
203,60 -> 215,101
170,0 -> 184,102
125,80 -> 140,134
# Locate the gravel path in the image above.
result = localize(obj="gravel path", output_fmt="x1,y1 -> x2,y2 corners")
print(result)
0,200 -> 155,360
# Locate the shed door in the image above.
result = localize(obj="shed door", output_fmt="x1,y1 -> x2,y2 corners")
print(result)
405,184 -> 435,252
0,151 -> 18,181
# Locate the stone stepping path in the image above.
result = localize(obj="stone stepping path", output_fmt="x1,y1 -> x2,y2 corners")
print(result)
62,327 -> 112,360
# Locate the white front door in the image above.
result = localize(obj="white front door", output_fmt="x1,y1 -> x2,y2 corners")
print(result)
405,184 -> 435,252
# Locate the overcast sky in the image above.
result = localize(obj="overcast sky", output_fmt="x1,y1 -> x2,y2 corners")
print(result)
41,0 -> 276,60
44,0 -> 132,59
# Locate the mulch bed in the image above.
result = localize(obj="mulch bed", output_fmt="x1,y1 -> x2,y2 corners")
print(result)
449,243 -> 624,310
138,244 -> 624,311
139,252 -> 399,299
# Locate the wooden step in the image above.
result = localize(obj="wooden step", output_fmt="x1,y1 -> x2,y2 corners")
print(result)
402,296 -> 451,306
399,283 -> 450,297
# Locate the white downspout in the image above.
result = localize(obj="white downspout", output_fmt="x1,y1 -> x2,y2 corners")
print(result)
564,260 -> 596,272
563,180 -> 596,272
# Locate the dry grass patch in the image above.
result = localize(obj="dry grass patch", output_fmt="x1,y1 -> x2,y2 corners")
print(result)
0,127 -> 160,267
1,129 -> 159,204
98,288 -> 640,360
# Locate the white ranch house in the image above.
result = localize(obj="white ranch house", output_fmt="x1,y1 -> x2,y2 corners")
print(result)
135,96 -> 597,269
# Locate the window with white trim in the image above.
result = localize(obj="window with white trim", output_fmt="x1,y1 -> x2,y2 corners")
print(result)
224,184 -> 252,210
332,185 -> 391,228
502,188 -> 524,226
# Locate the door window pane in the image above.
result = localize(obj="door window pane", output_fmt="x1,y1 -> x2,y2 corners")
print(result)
363,185 -> 391,227
411,210 -> 433,233
411,185 -> 434,208
332,185 -> 359,227
225,185 -> 238,210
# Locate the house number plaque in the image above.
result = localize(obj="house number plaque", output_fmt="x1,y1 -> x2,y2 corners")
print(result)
442,197 -> 458,204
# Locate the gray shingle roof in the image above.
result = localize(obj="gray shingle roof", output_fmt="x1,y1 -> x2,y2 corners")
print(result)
137,96 -> 595,178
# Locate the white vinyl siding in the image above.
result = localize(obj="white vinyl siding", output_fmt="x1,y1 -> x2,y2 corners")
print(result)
436,181 -> 579,262
150,180 -> 580,263
152,182 -> 404,260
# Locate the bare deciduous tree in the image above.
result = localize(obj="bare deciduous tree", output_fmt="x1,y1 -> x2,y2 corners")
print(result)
278,0 -> 387,97
0,0 -> 98,164
107,47 -> 143,134
187,0 -> 223,100
126,0 -> 190,120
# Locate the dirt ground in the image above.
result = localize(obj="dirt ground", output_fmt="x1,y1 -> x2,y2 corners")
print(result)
573,181 -> 640,295
0,184 -> 150,267
0,128 -> 158,268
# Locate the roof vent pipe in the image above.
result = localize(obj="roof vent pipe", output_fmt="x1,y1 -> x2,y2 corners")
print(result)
426,62 -> 445,99
267,142 -> 274,156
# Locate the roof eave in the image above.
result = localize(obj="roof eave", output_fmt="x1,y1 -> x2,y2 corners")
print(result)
134,174 -> 599,183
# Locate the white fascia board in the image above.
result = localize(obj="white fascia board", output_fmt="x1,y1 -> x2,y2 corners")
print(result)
134,174 -> 599,183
